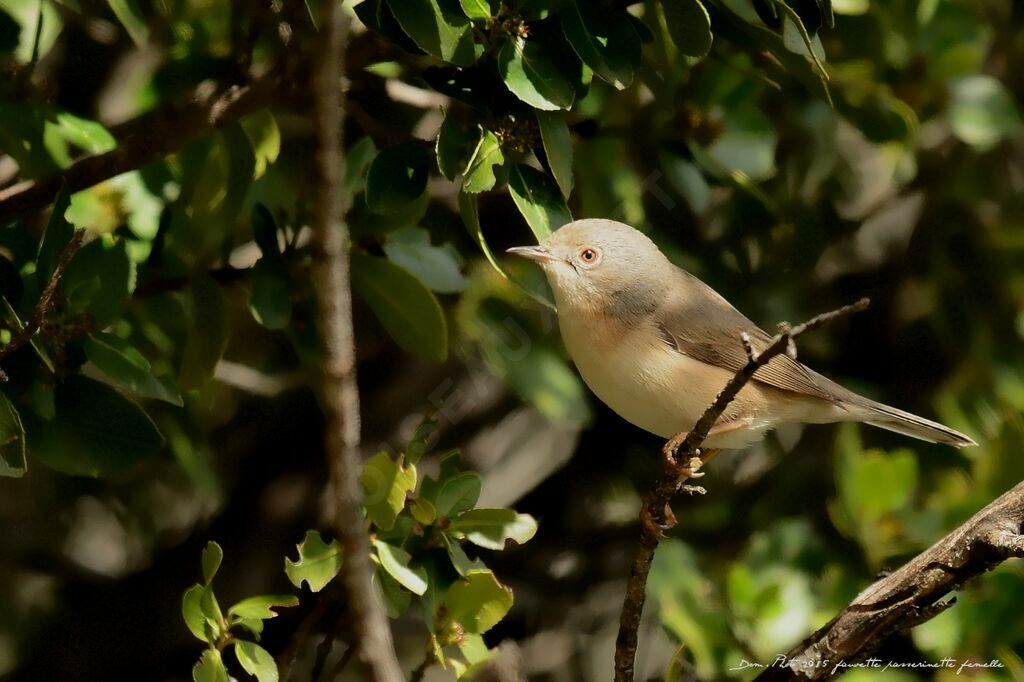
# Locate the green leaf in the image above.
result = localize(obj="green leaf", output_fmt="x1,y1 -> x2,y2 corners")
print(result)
536,111 -> 573,199
373,539 -> 428,595
375,566 -> 412,618
228,594 -> 299,621
443,534 -> 486,576
83,333 -> 183,405
462,129 -> 505,194
436,113 -> 480,181
948,76 -> 1022,151
507,164 -> 572,241
107,0 -> 147,46
410,497 -> 437,524
28,375 -> 164,477
60,236 -> 135,329
249,257 -> 293,329
459,0 -> 491,20
285,531 -> 342,592
193,649 -> 228,682
351,254 -> 448,364
449,508 -> 538,550
202,541 -> 223,585
435,472 -> 482,517
444,569 -> 513,634
182,584 -> 209,642
36,187 -> 74,285
561,1 -> 641,89
406,415 -> 438,464
498,36 -> 575,111
661,0 -> 713,58
382,227 -> 468,294
234,641 -> 278,682
345,136 -> 378,195
251,204 -> 281,261
360,451 -> 417,531
388,0 -> 479,66
0,392 -> 26,478
240,110 -> 281,178
179,276 -> 229,390
365,143 -> 431,215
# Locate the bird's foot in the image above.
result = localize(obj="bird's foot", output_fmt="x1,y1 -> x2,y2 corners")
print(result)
679,484 -> 707,496
640,499 -> 677,538
661,431 -> 689,471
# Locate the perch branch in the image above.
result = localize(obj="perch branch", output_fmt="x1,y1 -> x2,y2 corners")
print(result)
308,3 -> 403,682
754,479 -> 1024,680
0,228 -> 86,377
0,78 -> 279,224
613,298 -> 870,682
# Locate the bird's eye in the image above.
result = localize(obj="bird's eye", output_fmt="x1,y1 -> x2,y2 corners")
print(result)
579,247 -> 598,264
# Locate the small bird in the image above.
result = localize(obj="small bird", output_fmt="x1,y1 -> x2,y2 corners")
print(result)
507,219 -> 976,453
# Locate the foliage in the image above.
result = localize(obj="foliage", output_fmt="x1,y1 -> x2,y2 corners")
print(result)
0,0 -> 1023,678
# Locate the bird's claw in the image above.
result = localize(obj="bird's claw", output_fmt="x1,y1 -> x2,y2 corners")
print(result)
679,484 -> 707,495
640,499 -> 677,538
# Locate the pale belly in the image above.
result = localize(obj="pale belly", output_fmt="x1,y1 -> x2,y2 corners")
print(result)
559,315 -> 786,448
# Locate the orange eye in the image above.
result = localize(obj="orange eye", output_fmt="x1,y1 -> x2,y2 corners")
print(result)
579,248 -> 597,263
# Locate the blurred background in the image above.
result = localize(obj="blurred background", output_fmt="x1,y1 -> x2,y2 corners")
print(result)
1,0 -> 1023,680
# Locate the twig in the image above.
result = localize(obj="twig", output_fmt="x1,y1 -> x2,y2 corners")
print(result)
0,228 -> 86,377
308,2 -> 403,682
754,480 -> 1024,680
613,298 -> 870,682
0,78 -> 280,224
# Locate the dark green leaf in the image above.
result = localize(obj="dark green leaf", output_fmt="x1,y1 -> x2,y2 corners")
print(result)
444,569 -> 513,634
436,113 -> 480,181
561,1 -> 641,89
202,541 -> 223,585
382,227 -> 468,294
285,531 -> 342,592
435,472 -> 482,517
0,9 -> 19,54
449,508 -> 538,550
388,0 -> 479,66
355,0 -> 425,56
462,129 -> 505,194
233,641 -> 278,682
28,375 -> 164,477
360,451 -> 417,531
345,136 -> 378,195
0,392 -> 26,477
661,0 -> 713,58
351,254 -> 448,363
179,277 -> 229,390
507,164 -> 572,241
375,566 -> 412,618
373,539 -> 428,595
60,236 -> 135,329
365,143 -> 431,215
84,333 -> 183,405
536,111 -> 573,199
498,36 -> 576,111
251,204 -> 280,261
249,257 -> 293,330
193,649 -> 228,682
36,187 -> 74,285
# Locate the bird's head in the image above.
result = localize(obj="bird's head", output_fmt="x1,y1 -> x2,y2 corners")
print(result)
507,219 -> 671,318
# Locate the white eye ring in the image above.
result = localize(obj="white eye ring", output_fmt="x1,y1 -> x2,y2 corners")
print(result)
578,247 -> 600,265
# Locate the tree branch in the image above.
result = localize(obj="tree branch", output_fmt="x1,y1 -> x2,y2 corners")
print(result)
0,228 -> 86,377
0,78 -> 280,224
308,3 -> 403,682
613,298 -> 871,682
754,480 -> 1024,680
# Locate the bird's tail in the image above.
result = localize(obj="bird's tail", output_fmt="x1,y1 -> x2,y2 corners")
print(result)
859,399 -> 977,447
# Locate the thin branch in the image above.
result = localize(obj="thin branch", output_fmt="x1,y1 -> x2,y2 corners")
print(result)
754,480 -> 1024,680
0,228 -> 86,376
308,2 -> 403,682
613,298 -> 871,682
0,78 -> 280,224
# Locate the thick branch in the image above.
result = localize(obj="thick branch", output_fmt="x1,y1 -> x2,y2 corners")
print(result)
0,228 -> 86,375
0,78 -> 279,224
613,298 -> 870,682
755,480 -> 1024,680
308,4 -> 403,682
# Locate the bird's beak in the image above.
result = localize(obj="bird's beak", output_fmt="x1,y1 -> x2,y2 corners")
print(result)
506,245 -> 558,263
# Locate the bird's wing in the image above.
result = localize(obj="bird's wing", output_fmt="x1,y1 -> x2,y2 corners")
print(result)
655,268 -> 842,403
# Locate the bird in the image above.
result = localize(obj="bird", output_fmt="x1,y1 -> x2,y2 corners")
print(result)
507,218 -> 976,457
